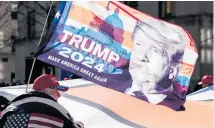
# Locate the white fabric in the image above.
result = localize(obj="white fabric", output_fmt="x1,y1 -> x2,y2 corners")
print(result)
187,85 -> 214,101
1,80 -> 213,128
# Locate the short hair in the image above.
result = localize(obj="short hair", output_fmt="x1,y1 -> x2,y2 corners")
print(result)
132,19 -> 187,88
132,19 -> 185,65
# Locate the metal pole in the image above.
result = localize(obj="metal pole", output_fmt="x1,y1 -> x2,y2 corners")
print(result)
25,1 -> 53,92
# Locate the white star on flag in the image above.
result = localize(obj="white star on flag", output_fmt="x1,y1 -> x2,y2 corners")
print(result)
55,11 -> 61,19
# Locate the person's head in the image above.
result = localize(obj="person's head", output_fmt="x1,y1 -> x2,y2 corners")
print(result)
33,74 -> 69,101
198,75 -> 213,88
130,20 -> 185,88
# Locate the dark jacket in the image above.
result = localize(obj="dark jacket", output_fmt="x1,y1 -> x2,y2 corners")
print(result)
193,84 -> 203,92
0,91 -> 83,128
0,96 -> 10,111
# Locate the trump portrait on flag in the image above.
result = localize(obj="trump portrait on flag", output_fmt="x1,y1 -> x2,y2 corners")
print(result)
126,18 -> 186,104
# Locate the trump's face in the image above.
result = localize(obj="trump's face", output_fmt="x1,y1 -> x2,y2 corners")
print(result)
129,27 -> 170,85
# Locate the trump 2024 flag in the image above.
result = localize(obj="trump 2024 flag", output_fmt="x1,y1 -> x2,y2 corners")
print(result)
35,1 -> 198,110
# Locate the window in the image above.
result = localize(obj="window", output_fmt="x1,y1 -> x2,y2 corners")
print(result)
11,72 -> 15,83
11,2 -> 18,19
30,52 -> 34,55
28,10 -> 36,39
47,6 -> 56,29
0,31 -> 4,48
124,1 -> 138,9
0,31 -> 4,41
175,16 -> 195,25
11,12 -> 17,19
200,27 -> 213,64
159,1 -> 175,18
11,2 -> 18,11
2,58 -> 8,62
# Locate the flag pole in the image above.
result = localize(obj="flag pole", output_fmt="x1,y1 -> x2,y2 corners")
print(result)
25,1 -> 54,92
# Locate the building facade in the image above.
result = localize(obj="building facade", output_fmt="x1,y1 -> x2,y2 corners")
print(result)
0,2 -> 17,83
15,1 -> 59,84
0,1 -> 58,84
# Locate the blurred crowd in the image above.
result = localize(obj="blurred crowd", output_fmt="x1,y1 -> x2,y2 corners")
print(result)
0,73 -> 81,88
0,80 -> 23,87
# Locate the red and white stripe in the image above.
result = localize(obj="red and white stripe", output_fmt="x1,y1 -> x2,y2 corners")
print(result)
28,113 -> 64,128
